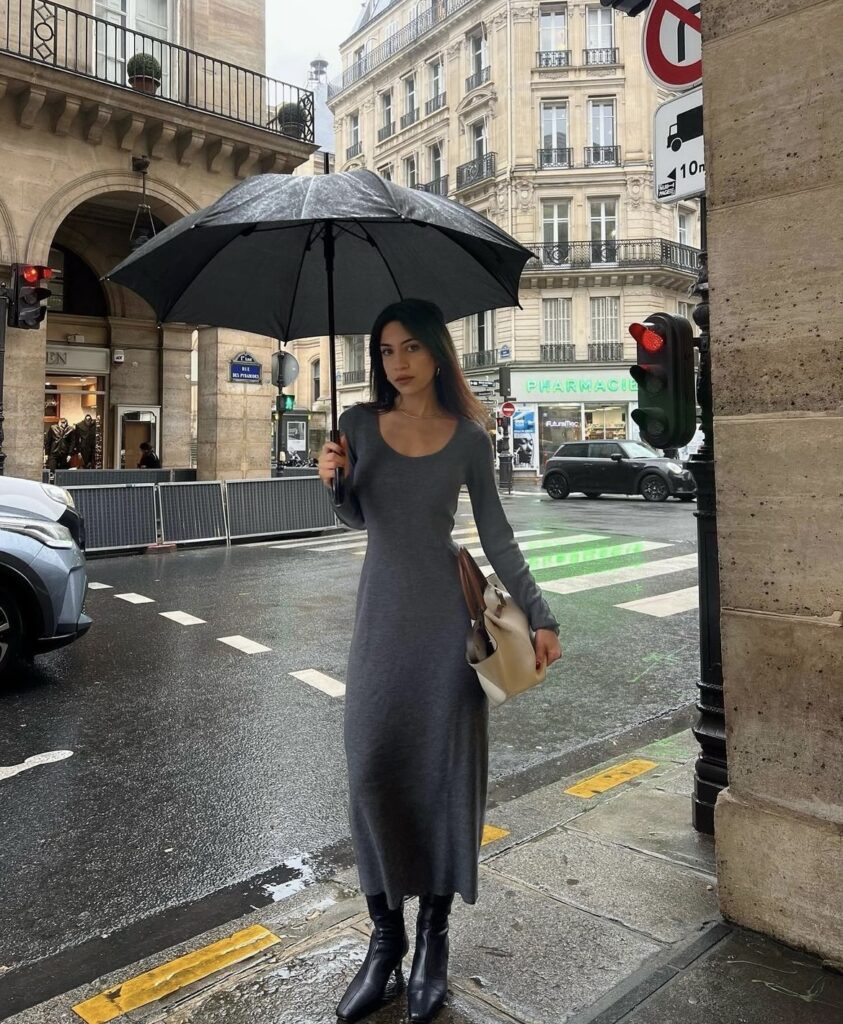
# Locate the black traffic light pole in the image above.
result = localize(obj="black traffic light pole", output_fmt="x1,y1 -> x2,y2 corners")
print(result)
687,199 -> 726,834
0,286 -> 9,475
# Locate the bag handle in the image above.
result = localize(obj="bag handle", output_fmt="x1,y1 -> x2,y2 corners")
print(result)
457,546 -> 488,619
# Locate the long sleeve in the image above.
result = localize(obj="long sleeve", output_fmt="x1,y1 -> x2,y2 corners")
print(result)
466,426 -> 559,634
331,408 -> 366,531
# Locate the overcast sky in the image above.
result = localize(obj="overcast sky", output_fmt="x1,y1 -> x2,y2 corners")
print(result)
265,0 -> 359,88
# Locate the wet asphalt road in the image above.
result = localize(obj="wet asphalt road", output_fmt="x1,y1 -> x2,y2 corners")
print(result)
0,488 -> 700,1008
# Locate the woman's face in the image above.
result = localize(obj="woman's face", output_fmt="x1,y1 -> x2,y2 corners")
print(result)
378,320 -> 438,395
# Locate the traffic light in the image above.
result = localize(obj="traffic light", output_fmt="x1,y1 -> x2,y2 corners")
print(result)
498,363 -> 511,398
599,0 -> 652,14
628,312 -> 695,449
275,393 -> 295,414
8,264 -> 52,329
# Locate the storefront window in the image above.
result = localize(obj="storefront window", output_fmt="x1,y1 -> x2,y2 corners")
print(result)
539,403 -> 581,467
44,375 -> 105,469
585,404 -> 626,440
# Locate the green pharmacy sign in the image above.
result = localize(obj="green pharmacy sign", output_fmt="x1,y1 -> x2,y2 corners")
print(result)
525,376 -> 638,395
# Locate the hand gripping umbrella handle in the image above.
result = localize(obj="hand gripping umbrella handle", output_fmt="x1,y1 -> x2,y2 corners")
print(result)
330,427 -> 345,505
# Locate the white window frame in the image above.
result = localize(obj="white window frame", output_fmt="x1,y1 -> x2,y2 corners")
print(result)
430,141 -> 444,181
378,163 -> 394,181
589,197 -> 617,243
542,200 -> 570,246
586,5 -> 614,49
541,101 -> 568,150
542,297 -> 572,344
95,0 -> 173,90
430,59 -> 443,99
404,154 -> 418,188
590,297 -> 620,345
311,357 -> 321,402
381,90 -> 393,127
404,74 -> 417,115
470,119 -> 487,160
468,30 -> 487,76
343,335 -> 366,374
588,98 -> 615,147
466,309 -> 495,351
539,4 -> 567,51
349,112 -> 360,147
678,209 -> 690,246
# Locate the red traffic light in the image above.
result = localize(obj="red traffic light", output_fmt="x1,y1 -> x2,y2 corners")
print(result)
629,322 -> 665,353
21,265 -> 53,284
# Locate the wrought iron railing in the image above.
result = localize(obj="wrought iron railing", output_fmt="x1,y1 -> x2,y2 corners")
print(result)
536,50 -> 571,68
538,147 -> 574,169
583,47 -> 619,65
1,0 -> 314,141
342,369 -> 366,385
584,145 -> 621,166
400,108 -> 419,130
456,151 -> 496,190
416,175 -> 449,196
525,238 -> 701,273
347,141 -> 362,159
425,92 -> 446,115
540,343 -> 576,363
378,122 -> 395,142
329,0 -> 475,99
588,342 -> 624,361
462,349 -> 497,370
465,65 -> 491,93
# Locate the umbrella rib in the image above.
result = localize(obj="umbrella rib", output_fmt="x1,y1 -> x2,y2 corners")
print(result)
282,222 -> 321,341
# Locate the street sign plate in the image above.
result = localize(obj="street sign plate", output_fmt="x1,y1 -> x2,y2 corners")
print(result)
654,89 -> 704,202
469,378 -> 497,387
643,0 -> 702,91
501,401 -> 516,417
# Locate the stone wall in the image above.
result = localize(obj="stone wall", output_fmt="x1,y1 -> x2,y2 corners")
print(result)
705,0 -> 843,965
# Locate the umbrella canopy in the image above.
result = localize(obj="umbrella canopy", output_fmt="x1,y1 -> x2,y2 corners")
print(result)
105,170 -> 534,340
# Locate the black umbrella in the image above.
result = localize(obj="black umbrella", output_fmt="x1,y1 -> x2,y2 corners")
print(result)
105,169 -> 534,495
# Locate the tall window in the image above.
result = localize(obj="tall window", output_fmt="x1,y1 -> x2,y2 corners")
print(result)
590,297 -> 619,344
311,358 -> 321,402
588,99 -> 615,147
430,142 -> 443,181
404,154 -> 417,188
353,44 -> 365,68
539,4 -> 567,50
349,112 -> 360,147
471,120 -> 487,160
586,6 -> 614,49
542,298 -> 572,344
344,335 -> 365,374
95,0 -> 172,89
468,31 -> 486,76
542,200 -> 570,249
466,310 -> 495,351
430,60 -> 443,98
678,210 -> 690,245
589,198 -> 617,261
379,164 -> 393,181
381,90 -> 392,127
541,102 -> 568,151
404,75 -> 416,115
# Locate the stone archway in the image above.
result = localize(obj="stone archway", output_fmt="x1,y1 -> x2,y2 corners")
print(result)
0,195 -> 18,266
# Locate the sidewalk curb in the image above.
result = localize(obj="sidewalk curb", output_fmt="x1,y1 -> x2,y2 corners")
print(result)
567,920 -> 732,1024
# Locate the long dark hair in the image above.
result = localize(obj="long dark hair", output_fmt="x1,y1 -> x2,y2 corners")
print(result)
364,299 -> 488,425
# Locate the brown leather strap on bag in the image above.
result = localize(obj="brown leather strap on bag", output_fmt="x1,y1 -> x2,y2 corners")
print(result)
458,546 -> 488,619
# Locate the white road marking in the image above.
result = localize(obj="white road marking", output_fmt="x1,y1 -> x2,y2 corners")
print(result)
217,635 -> 272,654
0,749 -> 73,782
290,669 -> 346,698
615,586 -> 699,618
461,533 -> 609,558
543,554 -> 699,595
115,592 -> 155,604
87,582 -> 112,590
304,524 -> 496,553
351,529 -> 552,558
159,611 -> 206,626
270,533 -> 351,550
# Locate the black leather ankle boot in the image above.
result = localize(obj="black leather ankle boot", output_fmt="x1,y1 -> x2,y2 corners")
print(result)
407,893 -> 454,1023
335,893 -> 408,1023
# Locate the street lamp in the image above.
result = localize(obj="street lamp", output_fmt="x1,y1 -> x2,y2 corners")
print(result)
129,155 -> 157,252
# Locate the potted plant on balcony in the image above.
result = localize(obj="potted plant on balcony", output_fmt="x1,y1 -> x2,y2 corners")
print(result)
127,53 -> 162,95
273,101 -> 306,139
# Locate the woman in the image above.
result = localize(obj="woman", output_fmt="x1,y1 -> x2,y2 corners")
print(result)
318,299 -> 562,1023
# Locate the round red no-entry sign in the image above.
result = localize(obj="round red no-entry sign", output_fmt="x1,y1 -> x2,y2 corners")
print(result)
643,0 -> 702,91
501,401 -> 516,417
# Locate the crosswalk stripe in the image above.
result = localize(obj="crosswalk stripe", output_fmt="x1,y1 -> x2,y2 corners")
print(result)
290,669 -> 346,698
615,586 -> 699,618
542,553 -> 698,595
115,592 -> 154,604
305,524 -> 489,553
87,582 -> 112,590
350,529 -> 555,558
272,524 -> 493,552
461,533 -> 608,559
160,610 -> 206,626
218,635 -> 271,654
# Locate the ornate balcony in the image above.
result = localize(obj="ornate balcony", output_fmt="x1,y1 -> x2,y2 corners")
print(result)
536,50 -> 572,68
342,369 -> 366,385
538,147 -> 574,169
456,152 -> 496,190
0,0 -> 314,142
465,65 -> 491,93
461,349 -> 497,370
416,175 -> 449,196
378,122 -> 395,142
525,238 -> 701,277
584,145 -> 621,167
583,47 -> 620,65
400,108 -> 419,130
425,92 -> 446,115
346,141 -> 362,159
540,343 -> 576,363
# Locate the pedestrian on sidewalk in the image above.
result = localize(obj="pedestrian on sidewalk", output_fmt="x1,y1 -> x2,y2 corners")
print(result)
318,299 -> 562,1024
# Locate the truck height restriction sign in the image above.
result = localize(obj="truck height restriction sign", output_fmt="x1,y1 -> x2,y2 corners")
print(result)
643,0 -> 702,91
654,88 -> 705,202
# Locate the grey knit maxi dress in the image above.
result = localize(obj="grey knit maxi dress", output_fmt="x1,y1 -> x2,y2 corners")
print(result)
333,402 -> 560,911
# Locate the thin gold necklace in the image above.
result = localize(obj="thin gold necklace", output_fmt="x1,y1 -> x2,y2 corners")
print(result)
394,403 -> 448,420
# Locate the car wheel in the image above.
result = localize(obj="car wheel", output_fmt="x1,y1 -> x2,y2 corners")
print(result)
584,492 -> 601,499
678,495 -> 695,502
545,474 -> 570,500
640,474 -> 670,503
0,587 -> 23,678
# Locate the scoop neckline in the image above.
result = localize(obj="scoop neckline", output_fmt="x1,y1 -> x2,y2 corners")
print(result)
372,406 -> 463,459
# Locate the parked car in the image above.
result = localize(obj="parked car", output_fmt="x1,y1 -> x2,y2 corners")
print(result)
0,508 -> 91,678
0,476 -> 84,548
541,440 -> 696,503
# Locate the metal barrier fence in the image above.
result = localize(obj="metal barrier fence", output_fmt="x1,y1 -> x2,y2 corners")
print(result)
55,468 -> 195,486
158,482 -> 228,545
226,477 -> 337,540
67,484 -> 158,553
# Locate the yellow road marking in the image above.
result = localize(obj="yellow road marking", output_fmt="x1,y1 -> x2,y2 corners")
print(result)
72,924 -> 280,1023
481,824 -> 510,846
565,759 -> 658,798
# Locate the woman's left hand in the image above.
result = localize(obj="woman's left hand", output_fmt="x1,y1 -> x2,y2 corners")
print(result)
535,628 -> 562,670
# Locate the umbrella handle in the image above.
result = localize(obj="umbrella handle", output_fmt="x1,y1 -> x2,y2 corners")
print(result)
332,467 -> 345,505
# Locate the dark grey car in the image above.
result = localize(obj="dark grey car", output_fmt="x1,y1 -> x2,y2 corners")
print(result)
0,510 -> 91,677
541,440 -> 697,503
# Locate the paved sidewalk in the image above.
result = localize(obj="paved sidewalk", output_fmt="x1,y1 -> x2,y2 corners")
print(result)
11,731 -> 843,1024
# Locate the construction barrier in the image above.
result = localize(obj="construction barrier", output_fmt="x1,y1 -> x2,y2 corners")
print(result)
158,482 -> 228,545
226,476 -> 337,540
55,468 -> 195,487
67,484 -> 157,553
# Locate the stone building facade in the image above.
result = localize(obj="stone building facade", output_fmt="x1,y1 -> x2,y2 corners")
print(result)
0,0 -> 315,480
315,0 -> 701,471
704,0 -> 843,966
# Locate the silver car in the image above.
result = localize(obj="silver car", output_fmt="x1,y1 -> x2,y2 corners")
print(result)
0,509 -> 91,677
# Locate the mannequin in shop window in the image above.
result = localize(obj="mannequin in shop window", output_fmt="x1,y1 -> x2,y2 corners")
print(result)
44,418 -> 75,470
73,415 -> 97,469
